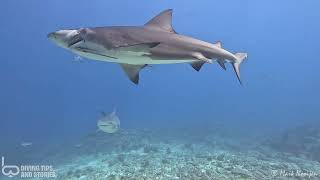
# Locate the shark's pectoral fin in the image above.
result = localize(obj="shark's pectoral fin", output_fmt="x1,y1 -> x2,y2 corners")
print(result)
190,61 -> 205,71
144,9 -> 177,33
191,52 -> 212,63
120,64 -> 147,84
115,42 -> 160,54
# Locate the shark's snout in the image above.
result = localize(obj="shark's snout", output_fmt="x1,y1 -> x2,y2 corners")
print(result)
47,29 -> 79,48
47,32 -> 56,40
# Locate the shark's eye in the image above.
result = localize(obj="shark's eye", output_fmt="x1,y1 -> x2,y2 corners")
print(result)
78,28 -> 89,36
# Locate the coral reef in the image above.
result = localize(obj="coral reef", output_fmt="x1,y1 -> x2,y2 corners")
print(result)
263,121 -> 320,162
31,125 -> 320,180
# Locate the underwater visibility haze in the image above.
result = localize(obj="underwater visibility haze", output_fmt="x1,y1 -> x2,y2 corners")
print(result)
1,0 -> 320,179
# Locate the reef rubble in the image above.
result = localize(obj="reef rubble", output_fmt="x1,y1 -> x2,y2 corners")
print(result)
33,126 -> 320,180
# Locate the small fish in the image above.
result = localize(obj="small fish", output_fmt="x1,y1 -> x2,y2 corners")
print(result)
21,142 -> 32,147
74,143 -> 83,148
73,55 -> 84,62
97,109 -> 120,133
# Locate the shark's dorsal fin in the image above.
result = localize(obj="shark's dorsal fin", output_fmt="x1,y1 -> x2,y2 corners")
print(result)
110,107 -> 117,117
145,9 -> 176,33
112,107 -> 117,114
120,64 -> 147,84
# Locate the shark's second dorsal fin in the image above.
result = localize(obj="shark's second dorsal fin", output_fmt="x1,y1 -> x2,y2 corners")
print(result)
145,9 -> 176,33
214,41 -> 222,48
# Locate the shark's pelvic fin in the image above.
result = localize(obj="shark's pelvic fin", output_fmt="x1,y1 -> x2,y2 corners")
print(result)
192,52 -> 212,63
144,9 -> 177,33
116,42 -> 160,53
232,53 -> 248,85
120,64 -> 147,84
191,61 -> 205,71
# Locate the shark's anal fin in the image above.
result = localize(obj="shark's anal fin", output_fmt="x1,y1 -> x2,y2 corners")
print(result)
190,61 -> 205,71
116,42 -> 160,53
120,64 -> 147,84
144,9 -> 177,33
191,52 -> 212,63
217,59 -> 226,70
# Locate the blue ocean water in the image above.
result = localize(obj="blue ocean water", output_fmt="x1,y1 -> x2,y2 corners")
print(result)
1,0 -> 320,179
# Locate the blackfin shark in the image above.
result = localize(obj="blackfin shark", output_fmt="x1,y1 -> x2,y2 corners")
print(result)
48,9 -> 247,84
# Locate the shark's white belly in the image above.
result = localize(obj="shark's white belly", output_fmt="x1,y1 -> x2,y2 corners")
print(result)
72,49 -> 195,65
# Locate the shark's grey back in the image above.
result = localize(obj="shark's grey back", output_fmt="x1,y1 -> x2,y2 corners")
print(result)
82,9 -> 217,60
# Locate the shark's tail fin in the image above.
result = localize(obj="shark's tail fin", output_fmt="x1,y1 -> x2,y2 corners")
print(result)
232,53 -> 248,85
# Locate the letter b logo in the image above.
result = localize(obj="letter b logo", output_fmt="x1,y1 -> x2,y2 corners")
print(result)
1,157 -> 20,178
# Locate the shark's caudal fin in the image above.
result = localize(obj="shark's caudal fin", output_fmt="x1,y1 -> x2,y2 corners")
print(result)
232,53 -> 248,85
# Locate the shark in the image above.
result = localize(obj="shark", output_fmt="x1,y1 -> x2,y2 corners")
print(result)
48,9 -> 247,84
97,110 -> 120,133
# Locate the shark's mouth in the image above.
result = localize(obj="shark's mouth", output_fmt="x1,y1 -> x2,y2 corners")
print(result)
99,124 -> 111,127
